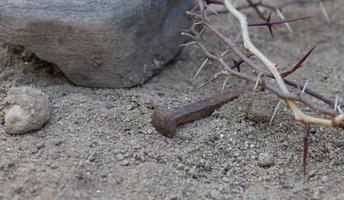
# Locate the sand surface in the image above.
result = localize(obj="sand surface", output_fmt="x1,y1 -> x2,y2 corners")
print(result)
1,1 -> 344,199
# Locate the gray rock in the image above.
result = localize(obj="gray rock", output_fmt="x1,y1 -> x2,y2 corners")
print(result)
0,0 -> 194,88
257,152 -> 275,168
3,87 -> 51,135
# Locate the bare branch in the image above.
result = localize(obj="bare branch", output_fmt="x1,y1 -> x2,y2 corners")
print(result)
185,0 -> 344,130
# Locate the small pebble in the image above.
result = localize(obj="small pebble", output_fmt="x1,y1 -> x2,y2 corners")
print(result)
321,176 -> 330,183
309,127 -> 317,134
121,160 -> 130,166
134,152 -> 145,162
164,194 -> 178,200
88,153 -> 97,162
222,177 -> 230,183
333,140 -> 344,148
223,163 -> 231,172
53,140 -> 64,146
188,166 -> 199,179
147,128 -> 154,135
116,153 -> 125,161
257,152 -> 275,168
308,170 -> 316,178
105,102 -> 114,109
209,189 -> 221,199
312,190 -> 321,200
203,161 -> 212,172
29,146 -> 39,154
176,163 -> 184,170
79,159 -> 87,167
207,134 -> 220,143
36,142 -> 45,149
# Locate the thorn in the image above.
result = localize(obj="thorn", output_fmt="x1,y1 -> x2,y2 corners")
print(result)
179,41 -> 197,47
180,32 -> 195,39
200,71 -> 225,88
281,46 -> 316,78
302,80 -> 310,94
234,31 -> 242,43
231,59 -> 237,64
190,4 -> 200,13
335,96 -> 339,111
221,49 -> 229,58
254,73 -> 263,91
221,75 -> 229,93
270,100 -> 282,124
266,12 -> 274,39
205,4 -> 220,16
232,59 -> 240,72
231,53 -> 254,72
319,1 -> 331,24
275,8 -> 293,33
247,0 -> 266,20
248,16 -> 309,27
248,15 -> 310,39
193,58 -> 209,80
194,21 -> 203,26
227,14 -> 237,28
204,0 -> 224,5
199,27 -> 207,35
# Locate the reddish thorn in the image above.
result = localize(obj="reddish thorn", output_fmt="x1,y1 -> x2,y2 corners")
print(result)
281,46 -> 316,78
204,0 -> 224,5
200,73 -> 222,88
236,1 -> 262,10
247,0 -> 265,20
248,16 -> 310,27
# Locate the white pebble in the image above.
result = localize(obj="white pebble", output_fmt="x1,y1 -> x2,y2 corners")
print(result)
4,87 -> 51,134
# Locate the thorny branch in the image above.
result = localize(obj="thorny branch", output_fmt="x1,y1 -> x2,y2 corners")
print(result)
184,0 -> 344,130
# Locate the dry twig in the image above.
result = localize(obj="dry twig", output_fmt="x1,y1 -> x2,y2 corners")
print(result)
184,0 -> 340,175
186,0 -> 343,129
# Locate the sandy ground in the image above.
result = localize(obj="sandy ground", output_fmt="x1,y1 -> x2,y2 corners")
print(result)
1,1 -> 344,200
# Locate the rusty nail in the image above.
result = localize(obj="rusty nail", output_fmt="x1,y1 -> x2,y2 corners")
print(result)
152,84 -> 251,138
